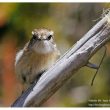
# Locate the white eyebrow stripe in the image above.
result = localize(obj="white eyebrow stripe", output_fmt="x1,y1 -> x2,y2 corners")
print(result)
32,31 -> 34,35
49,31 -> 54,35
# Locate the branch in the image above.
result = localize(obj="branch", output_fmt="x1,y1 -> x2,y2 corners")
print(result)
11,11 -> 110,107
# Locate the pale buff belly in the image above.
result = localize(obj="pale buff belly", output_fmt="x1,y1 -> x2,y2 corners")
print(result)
15,51 -> 58,85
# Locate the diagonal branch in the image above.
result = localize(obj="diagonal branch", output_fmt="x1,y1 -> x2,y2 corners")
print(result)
12,11 -> 110,107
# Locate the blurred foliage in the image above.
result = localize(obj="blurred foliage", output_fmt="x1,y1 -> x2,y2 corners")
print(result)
0,3 -> 110,107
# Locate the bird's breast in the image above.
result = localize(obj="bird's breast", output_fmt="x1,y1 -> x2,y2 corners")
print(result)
15,50 -> 58,83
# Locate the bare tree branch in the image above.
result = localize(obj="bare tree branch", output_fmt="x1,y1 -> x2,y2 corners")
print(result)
11,11 -> 110,107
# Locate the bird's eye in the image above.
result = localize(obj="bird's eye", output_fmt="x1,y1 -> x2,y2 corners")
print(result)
47,35 -> 52,40
33,35 -> 37,40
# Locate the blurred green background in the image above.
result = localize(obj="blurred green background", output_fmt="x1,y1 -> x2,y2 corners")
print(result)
0,3 -> 110,107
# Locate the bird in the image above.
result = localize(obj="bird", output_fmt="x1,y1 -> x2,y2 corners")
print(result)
15,28 -> 60,91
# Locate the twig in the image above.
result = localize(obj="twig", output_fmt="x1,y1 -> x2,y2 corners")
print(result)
91,46 -> 106,86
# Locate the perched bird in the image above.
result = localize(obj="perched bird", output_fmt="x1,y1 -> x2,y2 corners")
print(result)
15,28 -> 60,91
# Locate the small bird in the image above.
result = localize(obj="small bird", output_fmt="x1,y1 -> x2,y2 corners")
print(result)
15,28 -> 60,91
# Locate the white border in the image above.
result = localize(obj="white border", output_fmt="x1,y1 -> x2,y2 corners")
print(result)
0,107 -> 110,109
0,0 -> 110,3
0,0 -> 110,109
